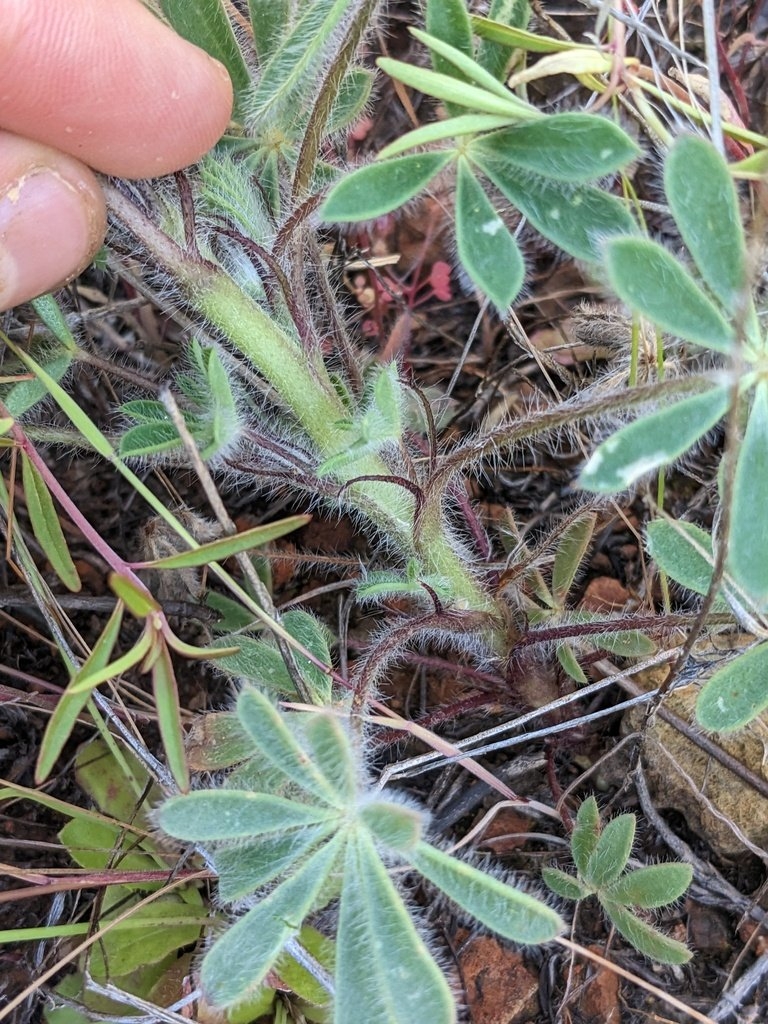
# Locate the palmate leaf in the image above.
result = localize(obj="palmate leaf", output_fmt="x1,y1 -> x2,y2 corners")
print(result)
728,382 -> 768,610
665,136 -> 747,314
454,158 -> 524,310
696,640 -> 768,732
410,841 -> 562,944
320,151 -> 454,221
604,237 -> 735,353
201,836 -> 344,1008
601,900 -> 692,965
336,831 -> 456,1024
578,385 -> 730,493
473,114 -> 640,183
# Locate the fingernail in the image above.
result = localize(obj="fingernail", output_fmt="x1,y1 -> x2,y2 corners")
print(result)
0,170 -> 97,311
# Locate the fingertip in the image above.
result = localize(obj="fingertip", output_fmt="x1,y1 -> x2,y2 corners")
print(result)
0,139 -> 106,312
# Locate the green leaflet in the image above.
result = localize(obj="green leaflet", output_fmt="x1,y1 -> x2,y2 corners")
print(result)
696,640 -> 768,732
410,841 -> 563,944
584,813 -> 634,888
665,135 -> 747,314
201,836 -> 344,1008
20,452 -> 80,592
604,237 -> 735,352
728,382 -> 768,610
454,158 -> 524,310
159,0 -> 250,111
336,831 -> 456,1024
602,900 -> 692,965
473,114 -> 640,183
473,150 -> 636,261
159,790 -> 337,841
579,386 -> 730,493
321,151 -> 454,221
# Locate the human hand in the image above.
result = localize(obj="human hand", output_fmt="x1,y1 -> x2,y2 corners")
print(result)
0,0 -> 233,312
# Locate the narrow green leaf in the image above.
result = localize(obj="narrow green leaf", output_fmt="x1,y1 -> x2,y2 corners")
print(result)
152,644 -> 189,792
236,688 -> 342,806
159,790 -> 335,841
247,0 -> 352,123
300,711 -> 358,805
201,836 -> 343,1008
665,135 -> 747,314
30,295 -> 78,351
326,68 -> 375,135
320,151 -> 453,222
542,866 -> 594,901
585,813 -> 635,888
109,573 -> 160,617
471,15 -> 585,53
20,452 -> 80,592
604,863 -> 693,909
604,237 -> 735,352
579,386 -> 730,494
248,0 -> 290,63
66,631 -> 152,695
211,637 -> 296,693
601,900 -> 692,964
473,151 -> 636,261
455,159 -> 524,310
425,0 -> 473,78
696,640 -> 768,732
556,643 -> 588,684
476,0 -> 531,80
728,383 -> 768,609
592,630 -> 657,657
215,824 -> 336,901
646,519 -> 715,596
474,115 -> 640,183
159,0 -> 250,110
139,514 -> 310,570
410,841 -> 562,943
377,58 -> 531,119
337,832 -> 455,1024
119,421 -> 182,458
572,796 -> 600,875
552,512 -> 595,604
414,26 -> 531,106
360,800 -> 423,851
378,113 -> 515,160
121,399 -> 172,424
36,602 -> 124,783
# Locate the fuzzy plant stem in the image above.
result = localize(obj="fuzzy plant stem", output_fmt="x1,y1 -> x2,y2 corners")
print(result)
103,183 -> 492,615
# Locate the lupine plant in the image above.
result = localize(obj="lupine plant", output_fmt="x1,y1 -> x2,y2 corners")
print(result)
158,687 -> 563,1024
543,797 -> 692,965
3,0 -> 765,1019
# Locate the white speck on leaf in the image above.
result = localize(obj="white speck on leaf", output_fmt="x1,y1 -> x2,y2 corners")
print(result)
482,218 -> 503,236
